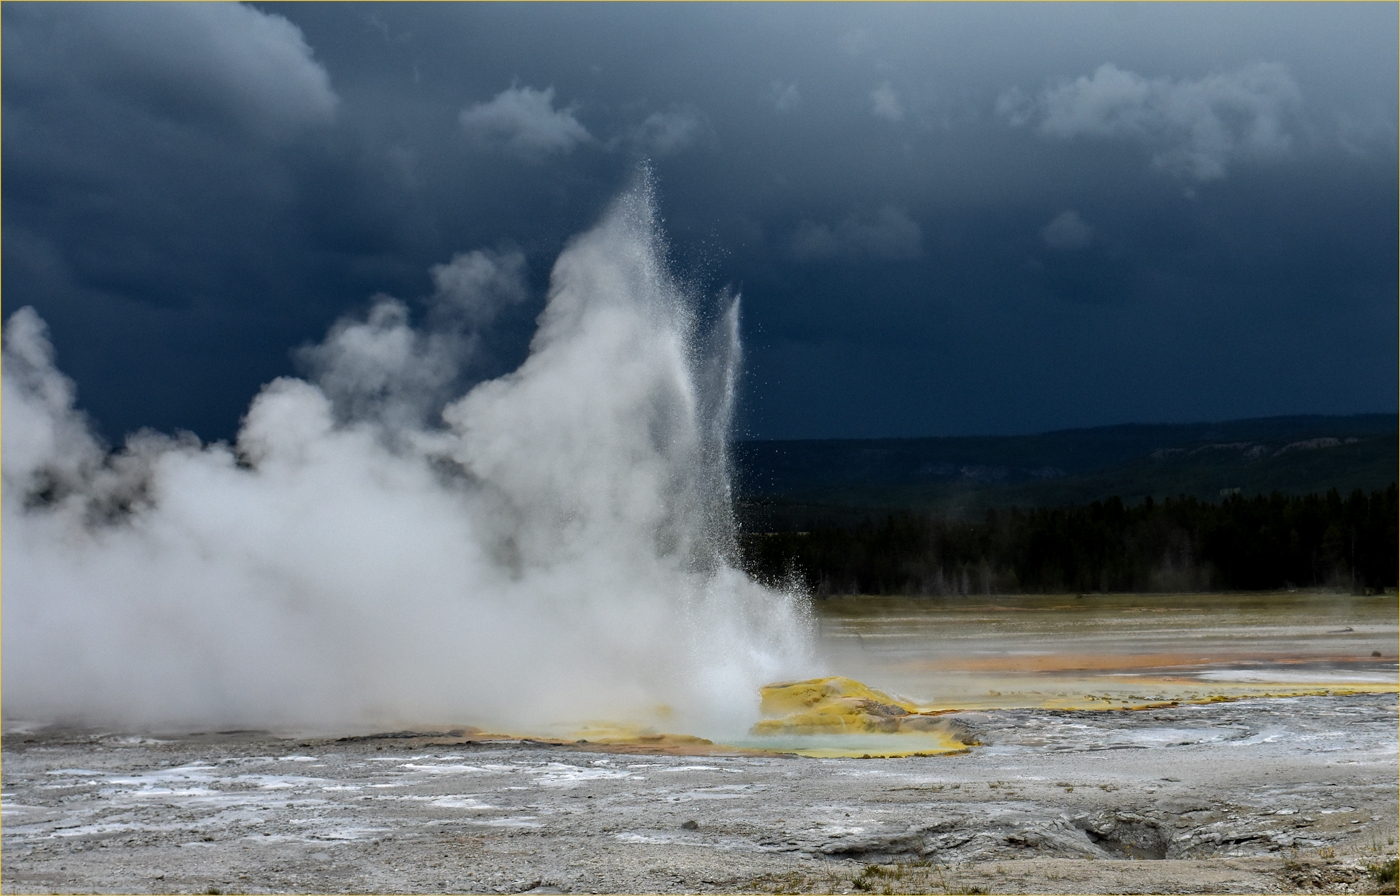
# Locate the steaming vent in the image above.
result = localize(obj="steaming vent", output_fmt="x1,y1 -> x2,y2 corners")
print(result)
2,175 -> 817,739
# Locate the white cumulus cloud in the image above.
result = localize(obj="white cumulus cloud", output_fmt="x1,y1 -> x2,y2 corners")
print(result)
789,205 -> 922,262
871,82 -> 904,122
626,105 -> 711,155
1000,62 -> 1303,181
769,81 -> 801,113
459,85 -> 593,159
1041,210 -> 1095,251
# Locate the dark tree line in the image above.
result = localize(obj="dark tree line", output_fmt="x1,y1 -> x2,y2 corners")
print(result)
740,485 -> 1398,596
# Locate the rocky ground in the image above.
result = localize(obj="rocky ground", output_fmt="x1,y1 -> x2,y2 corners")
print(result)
4,693 -> 1396,894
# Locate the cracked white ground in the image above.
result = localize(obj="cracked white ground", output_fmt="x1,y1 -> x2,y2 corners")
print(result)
2,694 -> 1397,894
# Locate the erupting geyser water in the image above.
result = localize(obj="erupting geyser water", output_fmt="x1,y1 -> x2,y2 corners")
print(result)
2,178 -> 817,739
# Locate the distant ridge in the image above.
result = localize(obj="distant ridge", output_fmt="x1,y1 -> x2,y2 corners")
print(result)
734,414 -> 1398,529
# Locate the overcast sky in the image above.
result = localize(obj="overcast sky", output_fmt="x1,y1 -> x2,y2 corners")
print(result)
4,2 -> 1396,442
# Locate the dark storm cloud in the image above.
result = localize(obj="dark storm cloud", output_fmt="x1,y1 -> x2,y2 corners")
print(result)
2,2 -> 354,439
3,2 -> 336,135
4,2 -> 1395,442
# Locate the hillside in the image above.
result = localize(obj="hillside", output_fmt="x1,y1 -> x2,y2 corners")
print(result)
734,414 -> 1397,530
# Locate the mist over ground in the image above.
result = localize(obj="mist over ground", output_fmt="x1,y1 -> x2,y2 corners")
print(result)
2,180 -> 816,738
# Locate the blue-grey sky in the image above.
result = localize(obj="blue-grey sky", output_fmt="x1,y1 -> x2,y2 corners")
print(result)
4,2 -> 1396,442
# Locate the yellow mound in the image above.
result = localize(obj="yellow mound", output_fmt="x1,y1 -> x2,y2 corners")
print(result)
760,676 -> 920,715
753,676 -> 946,735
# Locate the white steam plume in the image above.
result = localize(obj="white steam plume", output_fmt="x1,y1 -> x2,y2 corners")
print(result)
2,179 -> 817,738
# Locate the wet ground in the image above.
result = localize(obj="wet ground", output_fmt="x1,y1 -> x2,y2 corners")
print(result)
4,592 -> 1397,894
814,592 -> 1398,711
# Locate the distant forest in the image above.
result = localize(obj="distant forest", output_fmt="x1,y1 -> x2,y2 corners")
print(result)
739,485 -> 1398,596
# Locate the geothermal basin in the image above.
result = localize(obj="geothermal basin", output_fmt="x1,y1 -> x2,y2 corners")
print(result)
4,590 -> 1396,895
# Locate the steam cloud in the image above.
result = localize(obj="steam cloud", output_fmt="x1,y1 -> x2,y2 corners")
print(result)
2,179 -> 816,738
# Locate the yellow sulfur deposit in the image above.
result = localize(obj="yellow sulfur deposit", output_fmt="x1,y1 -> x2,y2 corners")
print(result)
759,676 -> 919,716
749,677 -> 972,757
753,676 -> 939,735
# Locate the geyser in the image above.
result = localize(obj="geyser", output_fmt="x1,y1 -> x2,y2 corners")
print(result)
2,177 -> 817,738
